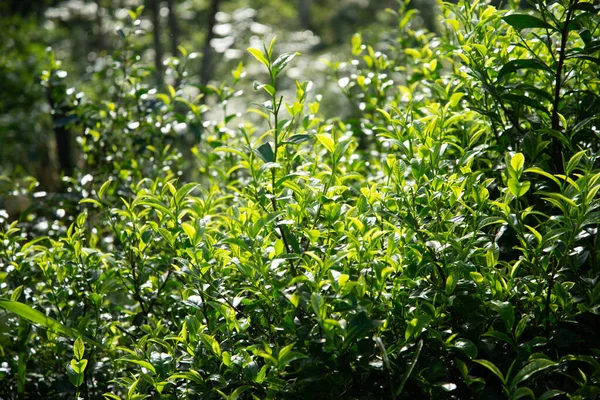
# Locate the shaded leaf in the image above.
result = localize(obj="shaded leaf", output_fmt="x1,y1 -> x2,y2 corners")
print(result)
503,14 -> 554,31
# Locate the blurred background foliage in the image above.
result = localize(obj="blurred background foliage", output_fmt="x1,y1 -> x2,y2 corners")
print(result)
0,0 -> 418,184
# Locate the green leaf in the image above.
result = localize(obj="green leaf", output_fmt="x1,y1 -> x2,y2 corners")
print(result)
405,314 -> 431,341
508,179 -> 530,197
253,81 -> 275,95
118,358 -> 157,374
278,343 -> 307,368
181,223 -> 196,242
574,3 -> 599,13
469,271 -> 484,283
502,14 -> 554,31
256,142 -> 274,163
175,183 -> 198,206
74,337 -> 85,361
137,199 -> 175,220
247,48 -> 269,67
445,272 -> 458,294
525,167 -> 560,186
0,299 -> 102,348
352,33 -> 362,55
510,359 -> 556,388
449,92 -> 465,108
230,386 -> 252,400
333,139 -> 353,163
167,370 -> 204,384
483,330 -> 515,347
80,198 -> 102,207
566,149 -> 586,175
98,179 -> 113,200
255,350 -> 278,366
473,359 -> 505,384
70,358 -> 87,374
502,93 -> 550,114
452,338 -> 478,359
267,36 -> 277,58
311,293 -> 326,321
200,333 -> 221,356
272,52 -> 299,77
490,300 -> 515,331
512,386 -> 536,399
283,134 -> 311,145
498,59 -> 553,80
345,312 -> 383,344
67,362 -> 84,387
507,178 -> 520,197
214,146 -> 248,159
10,285 -> 23,302
223,237 -> 251,252
539,389 -> 565,400
315,133 -> 335,153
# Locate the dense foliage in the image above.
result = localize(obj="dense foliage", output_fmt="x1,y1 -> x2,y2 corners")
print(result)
1,0 -> 600,399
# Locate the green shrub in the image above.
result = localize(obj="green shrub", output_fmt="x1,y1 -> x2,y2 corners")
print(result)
1,1 -> 599,399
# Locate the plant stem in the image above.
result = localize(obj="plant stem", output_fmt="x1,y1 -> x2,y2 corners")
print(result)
551,2 -> 577,174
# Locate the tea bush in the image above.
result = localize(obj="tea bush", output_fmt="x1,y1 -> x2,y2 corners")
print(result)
1,1 -> 599,399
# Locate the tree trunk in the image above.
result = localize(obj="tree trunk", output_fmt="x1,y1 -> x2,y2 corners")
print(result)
46,87 -> 74,179
167,0 -> 179,56
96,0 -> 107,52
298,0 -> 312,31
149,0 -> 164,85
200,0 -> 221,86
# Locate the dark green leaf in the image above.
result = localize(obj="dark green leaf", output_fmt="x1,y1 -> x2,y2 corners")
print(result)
502,14 -> 554,31
539,389 -> 565,400
452,338 -> 478,359
574,3 -> 599,13
0,299 -> 102,348
345,312 -> 383,344
510,359 -> 556,388
490,300 -> 515,331
513,387 -> 536,399
473,359 -> 505,384
497,59 -> 553,80
283,134 -> 311,145
256,142 -> 274,163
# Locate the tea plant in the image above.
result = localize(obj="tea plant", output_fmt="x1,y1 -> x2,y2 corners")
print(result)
0,1 -> 599,399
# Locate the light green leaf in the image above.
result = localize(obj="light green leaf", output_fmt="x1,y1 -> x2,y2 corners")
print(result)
98,179 -> 113,200
181,223 -> 196,242
524,167 -> 560,186
247,48 -> 269,67
175,183 -> 198,206
449,92 -> 465,108
315,134 -> 335,153
470,271 -> 484,283
118,358 -> 157,375
74,337 -> 85,361
200,333 -> 221,356
510,153 -> 525,175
